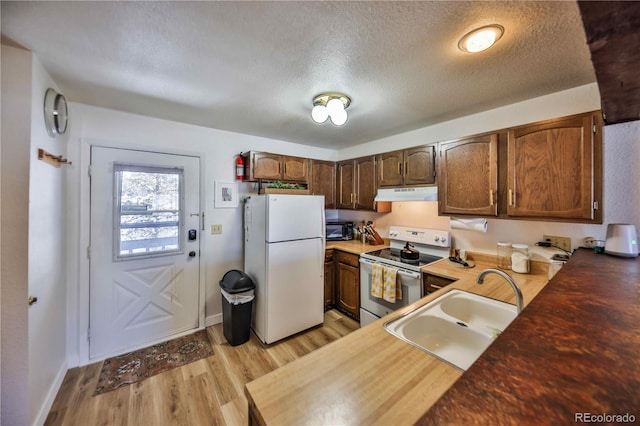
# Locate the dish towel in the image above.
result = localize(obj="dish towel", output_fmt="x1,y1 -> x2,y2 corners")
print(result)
371,263 -> 384,299
383,266 -> 402,303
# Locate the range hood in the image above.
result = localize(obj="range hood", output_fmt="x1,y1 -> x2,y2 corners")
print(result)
374,186 -> 438,202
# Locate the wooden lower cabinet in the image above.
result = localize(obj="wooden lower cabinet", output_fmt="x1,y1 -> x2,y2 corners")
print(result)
324,250 -> 335,310
422,273 -> 456,296
334,250 -> 360,320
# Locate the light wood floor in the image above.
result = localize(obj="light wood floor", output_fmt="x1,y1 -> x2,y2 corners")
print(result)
45,309 -> 359,426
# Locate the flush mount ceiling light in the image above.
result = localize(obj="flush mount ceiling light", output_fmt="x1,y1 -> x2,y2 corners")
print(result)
311,92 -> 351,126
458,24 -> 504,53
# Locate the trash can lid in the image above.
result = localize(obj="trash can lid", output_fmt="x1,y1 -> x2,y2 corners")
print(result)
219,269 -> 255,293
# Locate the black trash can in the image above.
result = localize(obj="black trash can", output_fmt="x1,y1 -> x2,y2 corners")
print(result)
219,270 -> 255,346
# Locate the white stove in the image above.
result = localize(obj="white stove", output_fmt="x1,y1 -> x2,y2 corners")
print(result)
359,226 -> 451,327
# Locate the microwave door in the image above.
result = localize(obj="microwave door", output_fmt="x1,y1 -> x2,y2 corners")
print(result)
326,224 -> 344,240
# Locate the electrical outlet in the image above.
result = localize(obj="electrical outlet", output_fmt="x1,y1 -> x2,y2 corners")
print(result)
543,235 -> 571,252
211,224 -> 222,235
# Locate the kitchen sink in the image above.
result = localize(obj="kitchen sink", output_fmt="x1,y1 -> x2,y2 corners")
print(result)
383,289 -> 518,370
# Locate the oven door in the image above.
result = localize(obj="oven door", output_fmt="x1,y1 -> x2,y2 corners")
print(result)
359,257 -> 422,327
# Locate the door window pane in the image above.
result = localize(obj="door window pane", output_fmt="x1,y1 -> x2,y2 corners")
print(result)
114,163 -> 184,260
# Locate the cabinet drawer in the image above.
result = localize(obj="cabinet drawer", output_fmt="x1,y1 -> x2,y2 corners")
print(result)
325,249 -> 334,262
335,250 -> 359,267
423,273 -> 456,295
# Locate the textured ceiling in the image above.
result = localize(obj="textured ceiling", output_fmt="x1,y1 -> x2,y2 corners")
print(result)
1,1 -> 596,149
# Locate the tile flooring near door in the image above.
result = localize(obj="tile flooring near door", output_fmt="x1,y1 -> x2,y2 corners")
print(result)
45,310 -> 359,426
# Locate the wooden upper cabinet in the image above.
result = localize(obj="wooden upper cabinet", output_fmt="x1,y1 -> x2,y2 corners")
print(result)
355,156 -> 376,210
335,156 -> 382,211
377,146 -> 436,187
336,160 -> 355,210
377,150 -> 404,187
243,151 -> 309,183
507,113 -> 601,221
438,134 -> 498,216
245,152 -> 282,181
404,146 -> 436,185
283,156 -> 309,182
310,160 -> 336,209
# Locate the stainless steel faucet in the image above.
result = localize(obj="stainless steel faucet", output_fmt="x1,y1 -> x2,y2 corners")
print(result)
476,268 -> 524,314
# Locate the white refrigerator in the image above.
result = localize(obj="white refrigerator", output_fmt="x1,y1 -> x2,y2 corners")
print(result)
244,194 -> 325,344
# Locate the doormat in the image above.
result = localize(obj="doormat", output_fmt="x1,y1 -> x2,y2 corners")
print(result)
94,329 -> 213,395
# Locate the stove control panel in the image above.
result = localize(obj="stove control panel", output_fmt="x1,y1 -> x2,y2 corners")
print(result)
389,226 -> 451,248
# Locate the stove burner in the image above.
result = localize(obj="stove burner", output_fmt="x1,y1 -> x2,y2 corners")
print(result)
400,257 -> 419,265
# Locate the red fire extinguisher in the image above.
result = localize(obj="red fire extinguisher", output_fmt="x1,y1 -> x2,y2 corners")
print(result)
236,153 -> 244,181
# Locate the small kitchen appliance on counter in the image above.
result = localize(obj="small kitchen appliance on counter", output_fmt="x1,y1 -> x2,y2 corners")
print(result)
604,223 -> 638,258
325,220 -> 354,241
359,226 -> 451,327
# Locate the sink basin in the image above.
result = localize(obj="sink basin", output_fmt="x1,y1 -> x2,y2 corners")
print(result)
383,289 -> 518,370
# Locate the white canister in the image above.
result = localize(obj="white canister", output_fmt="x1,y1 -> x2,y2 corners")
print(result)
511,244 -> 530,274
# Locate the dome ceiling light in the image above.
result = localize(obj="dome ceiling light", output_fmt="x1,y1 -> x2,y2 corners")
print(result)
311,92 -> 351,126
458,24 -> 504,53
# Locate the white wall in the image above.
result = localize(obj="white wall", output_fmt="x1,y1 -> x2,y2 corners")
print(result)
27,56 -> 69,425
336,84 -> 640,263
1,44 -> 31,426
66,105 -> 335,365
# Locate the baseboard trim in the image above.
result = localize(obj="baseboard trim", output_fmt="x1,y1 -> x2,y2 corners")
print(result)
206,313 -> 222,327
33,359 -> 67,426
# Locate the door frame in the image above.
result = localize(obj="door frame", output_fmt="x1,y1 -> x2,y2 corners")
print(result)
75,139 -> 207,365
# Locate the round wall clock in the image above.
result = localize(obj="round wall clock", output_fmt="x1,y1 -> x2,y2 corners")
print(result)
44,88 -> 68,137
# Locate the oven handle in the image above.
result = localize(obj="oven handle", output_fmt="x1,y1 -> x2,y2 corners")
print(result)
359,257 -> 421,279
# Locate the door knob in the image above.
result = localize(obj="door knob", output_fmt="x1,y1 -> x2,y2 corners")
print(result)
188,251 -> 197,257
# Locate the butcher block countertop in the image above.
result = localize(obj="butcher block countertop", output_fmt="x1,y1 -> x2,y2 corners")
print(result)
244,251 -> 552,425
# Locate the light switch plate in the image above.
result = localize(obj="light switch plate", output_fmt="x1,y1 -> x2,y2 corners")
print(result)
211,224 -> 222,235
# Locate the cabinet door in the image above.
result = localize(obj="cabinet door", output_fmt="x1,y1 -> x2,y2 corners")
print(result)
438,134 -> 498,216
336,262 -> 359,319
311,160 -> 336,209
336,160 -> 355,210
283,156 -> 309,182
377,151 -> 403,187
355,156 -> 376,211
324,258 -> 335,310
404,146 -> 436,186
250,152 -> 283,181
507,114 -> 597,220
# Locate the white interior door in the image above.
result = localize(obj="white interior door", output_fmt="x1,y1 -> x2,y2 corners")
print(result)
89,147 -> 201,359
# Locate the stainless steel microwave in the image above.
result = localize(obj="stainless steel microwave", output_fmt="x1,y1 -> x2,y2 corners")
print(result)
326,221 -> 354,241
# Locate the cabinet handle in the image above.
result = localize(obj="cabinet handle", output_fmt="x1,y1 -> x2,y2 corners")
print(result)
508,189 -> 514,206
397,162 -> 401,175
404,161 -> 408,177
489,190 -> 494,206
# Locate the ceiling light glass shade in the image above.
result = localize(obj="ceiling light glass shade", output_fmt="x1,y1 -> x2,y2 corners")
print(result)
311,104 -> 329,123
458,25 -> 504,53
330,108 -> 348,126
311,92 -> 351,126
326,98 -> 345,116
